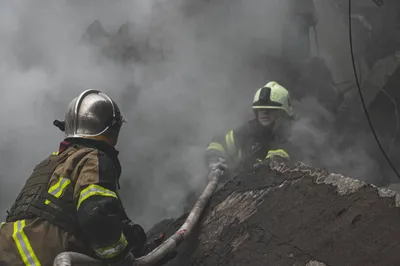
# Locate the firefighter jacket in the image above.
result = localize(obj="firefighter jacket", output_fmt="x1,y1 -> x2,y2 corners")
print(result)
205,119 -> 292,172
0,138 -> 146,266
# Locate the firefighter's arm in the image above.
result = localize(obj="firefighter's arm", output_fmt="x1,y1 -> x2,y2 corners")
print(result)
205,138 -> 228,178
265,149 -> 290,162
205,138 -> 227,165
205,129 -> 241,169
74,152 -> 146,264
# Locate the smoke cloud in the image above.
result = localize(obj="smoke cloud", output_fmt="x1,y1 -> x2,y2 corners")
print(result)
0,0 -> 388,229
0,0 -> 292,228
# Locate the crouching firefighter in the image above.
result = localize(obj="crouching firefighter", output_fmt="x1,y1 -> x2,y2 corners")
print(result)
205,81 -> 294,177
0,89 -> 162,266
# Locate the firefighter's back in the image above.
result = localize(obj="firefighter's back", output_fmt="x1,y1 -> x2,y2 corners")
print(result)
0,144 -> 98,266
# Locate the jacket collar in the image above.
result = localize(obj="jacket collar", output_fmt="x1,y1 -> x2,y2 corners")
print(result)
59,137 -> 120,158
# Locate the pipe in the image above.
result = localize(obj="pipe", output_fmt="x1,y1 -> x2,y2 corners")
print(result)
53,169 -> 222,266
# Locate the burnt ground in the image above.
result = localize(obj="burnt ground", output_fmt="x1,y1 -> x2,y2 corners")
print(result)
146,161 -> 400,266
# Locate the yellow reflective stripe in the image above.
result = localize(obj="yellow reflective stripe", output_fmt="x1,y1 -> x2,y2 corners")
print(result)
94,232 -> 128,259
45,176 -> 71,205
77,184 -> 118,210
225,132 -> 231,150
225,130 -> 236,155
252,106 -> 284,109
266,149 -> 290,159
229,130 -> 235,149
206,142 -> 226,153
52,151 -> 59,156
0,222 -> 5,228
12,220 -> 41,266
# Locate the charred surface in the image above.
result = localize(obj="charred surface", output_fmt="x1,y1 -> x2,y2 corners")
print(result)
147,161 -> 400,266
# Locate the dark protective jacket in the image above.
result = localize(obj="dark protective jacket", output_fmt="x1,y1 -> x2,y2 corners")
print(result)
205,119 -> 292,173
0,138 -> 146,266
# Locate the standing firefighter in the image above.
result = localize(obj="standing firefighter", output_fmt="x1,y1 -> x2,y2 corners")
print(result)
0,90 -> 158,266
205,81 -> 294,175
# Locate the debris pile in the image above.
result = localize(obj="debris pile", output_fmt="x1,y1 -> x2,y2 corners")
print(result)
147,160 -> 400,266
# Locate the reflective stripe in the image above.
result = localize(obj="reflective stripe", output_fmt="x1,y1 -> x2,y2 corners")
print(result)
45,176 -> 71,205
93,232 -> 128,259
225,130 -> 236,155
12,220 -> 41,266
252,106 -> 284,110
266,149 -> 290,160
206,142 -> 226,154
52,151 -> 59,156
0,222 -> 5,228
77,184 -> 118,210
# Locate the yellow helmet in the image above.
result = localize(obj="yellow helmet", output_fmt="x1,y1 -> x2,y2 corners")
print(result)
252,81 -> 293,116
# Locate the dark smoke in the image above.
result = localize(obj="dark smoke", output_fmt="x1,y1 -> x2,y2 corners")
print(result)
0,0 -> 396,229
0,0 -> 291,228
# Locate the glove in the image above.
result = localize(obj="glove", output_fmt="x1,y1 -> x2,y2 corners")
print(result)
139,233 -> 178,265
121,219 -> 147,257
208,158 -> 228,181
141,233 -> 166,255
208,157 -> 227,172
147,233 -> 166,251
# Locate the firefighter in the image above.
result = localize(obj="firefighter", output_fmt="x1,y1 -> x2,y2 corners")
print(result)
205,81 -> 294,175
0,89 -> 159,266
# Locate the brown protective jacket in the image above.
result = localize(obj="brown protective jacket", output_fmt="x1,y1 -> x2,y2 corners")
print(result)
0,138 -> 135,266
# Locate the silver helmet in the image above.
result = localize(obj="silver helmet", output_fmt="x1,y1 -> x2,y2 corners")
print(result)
63,89 -> 125,145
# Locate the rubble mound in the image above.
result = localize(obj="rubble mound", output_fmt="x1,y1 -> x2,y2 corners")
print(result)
147,161 -> 400,266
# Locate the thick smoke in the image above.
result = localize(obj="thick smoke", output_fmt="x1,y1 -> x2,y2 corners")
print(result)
0,0 -> 388,229
0,0 -> 291,227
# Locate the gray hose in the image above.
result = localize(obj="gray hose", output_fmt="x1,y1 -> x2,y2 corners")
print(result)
53,252 -> 100,266
53,169 -> 222,266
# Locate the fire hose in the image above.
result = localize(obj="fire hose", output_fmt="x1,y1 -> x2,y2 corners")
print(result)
53,168 -> 223,266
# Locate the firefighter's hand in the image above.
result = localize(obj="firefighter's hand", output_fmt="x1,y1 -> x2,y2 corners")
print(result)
208,157 -> 230,182
208,157 -> 227,171
141,234 -> 178,265
121,219 -> 147,257
142,233 -> 166,254
208,158 -> 227,177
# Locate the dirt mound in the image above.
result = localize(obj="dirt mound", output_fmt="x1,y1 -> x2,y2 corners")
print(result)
147,161 -> 400,266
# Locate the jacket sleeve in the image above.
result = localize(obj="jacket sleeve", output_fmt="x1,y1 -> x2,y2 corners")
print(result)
265,149 -> 290,161
73,150 -> 145,263
205,129 -> 242,167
